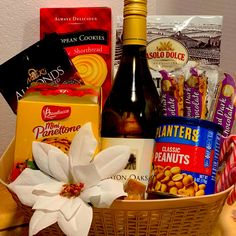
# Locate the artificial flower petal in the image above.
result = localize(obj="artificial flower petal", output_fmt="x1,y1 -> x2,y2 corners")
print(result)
32,141 -> 66,177
9,185 -> 38,207
79,185 -> 100,203
48,150 -> 70,182
9,168 -> 54,186
60,196 -> 83,221
93,145 -> 130,180
9,123 -> 131,236
29,210 -> 58,236
71,163 -> 100,188
33,195 -> 66,212
85,179 -> 127,208
32,181 -> 64,196
69,122 -> 97,166
8,168 -> 55,206
58,200 -> 93,236
32,141 -> 53,175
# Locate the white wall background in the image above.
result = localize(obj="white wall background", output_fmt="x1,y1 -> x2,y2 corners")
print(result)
0,0 -> 235,156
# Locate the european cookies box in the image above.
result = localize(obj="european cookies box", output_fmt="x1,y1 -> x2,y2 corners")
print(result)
12,85 -> 101,180
40,7 -> 112,105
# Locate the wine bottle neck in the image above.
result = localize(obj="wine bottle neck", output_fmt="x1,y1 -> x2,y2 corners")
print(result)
121,45 -> 147,60
122,0 -> 147,46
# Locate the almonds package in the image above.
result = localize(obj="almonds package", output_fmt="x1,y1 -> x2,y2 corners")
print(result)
0,33 -> 82,114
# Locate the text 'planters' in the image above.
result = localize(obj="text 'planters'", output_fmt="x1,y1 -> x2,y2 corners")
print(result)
147,116 -> 223,198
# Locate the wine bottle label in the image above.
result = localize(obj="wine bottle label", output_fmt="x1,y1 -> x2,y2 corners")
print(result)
101,137 -> 154,187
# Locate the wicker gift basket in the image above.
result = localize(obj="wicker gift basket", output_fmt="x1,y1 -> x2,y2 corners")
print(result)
0,139 -> 232,236
12,187 -> 231,236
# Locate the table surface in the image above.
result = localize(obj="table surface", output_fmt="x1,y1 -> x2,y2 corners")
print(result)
0,183 -> 235,236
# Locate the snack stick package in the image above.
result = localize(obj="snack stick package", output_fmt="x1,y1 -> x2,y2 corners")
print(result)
211,73 -> 236,138
186,64 -> 220,120
184,66 -> 208,119
203,65 -> 220,120
159,70 -> 184,116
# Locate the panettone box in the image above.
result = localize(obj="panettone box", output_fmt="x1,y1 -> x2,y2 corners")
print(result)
12,85 -> 101,179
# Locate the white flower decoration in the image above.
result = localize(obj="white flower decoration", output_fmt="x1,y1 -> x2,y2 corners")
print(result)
8,123 -> 130,236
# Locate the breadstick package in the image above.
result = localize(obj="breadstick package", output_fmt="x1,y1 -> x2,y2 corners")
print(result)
115,15 -> 223,93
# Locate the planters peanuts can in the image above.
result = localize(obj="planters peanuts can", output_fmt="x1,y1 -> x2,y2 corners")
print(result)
147,116 -> 223,198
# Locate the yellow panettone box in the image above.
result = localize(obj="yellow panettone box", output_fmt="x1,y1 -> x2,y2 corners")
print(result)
12,85 -> 101,179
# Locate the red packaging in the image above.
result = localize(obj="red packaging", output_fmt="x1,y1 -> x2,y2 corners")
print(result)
40,7 -> 112,105
216,135 -> 236,205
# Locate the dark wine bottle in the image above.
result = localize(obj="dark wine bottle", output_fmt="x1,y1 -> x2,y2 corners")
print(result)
101,0 -> 163,185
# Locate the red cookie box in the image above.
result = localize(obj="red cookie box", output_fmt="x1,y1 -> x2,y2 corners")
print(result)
40,7 -> 112,106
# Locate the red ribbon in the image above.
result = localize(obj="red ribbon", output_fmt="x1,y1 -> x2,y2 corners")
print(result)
26,84 -> 99,97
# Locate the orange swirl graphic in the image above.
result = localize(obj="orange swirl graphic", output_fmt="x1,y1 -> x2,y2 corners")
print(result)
72,54 -> 108,87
